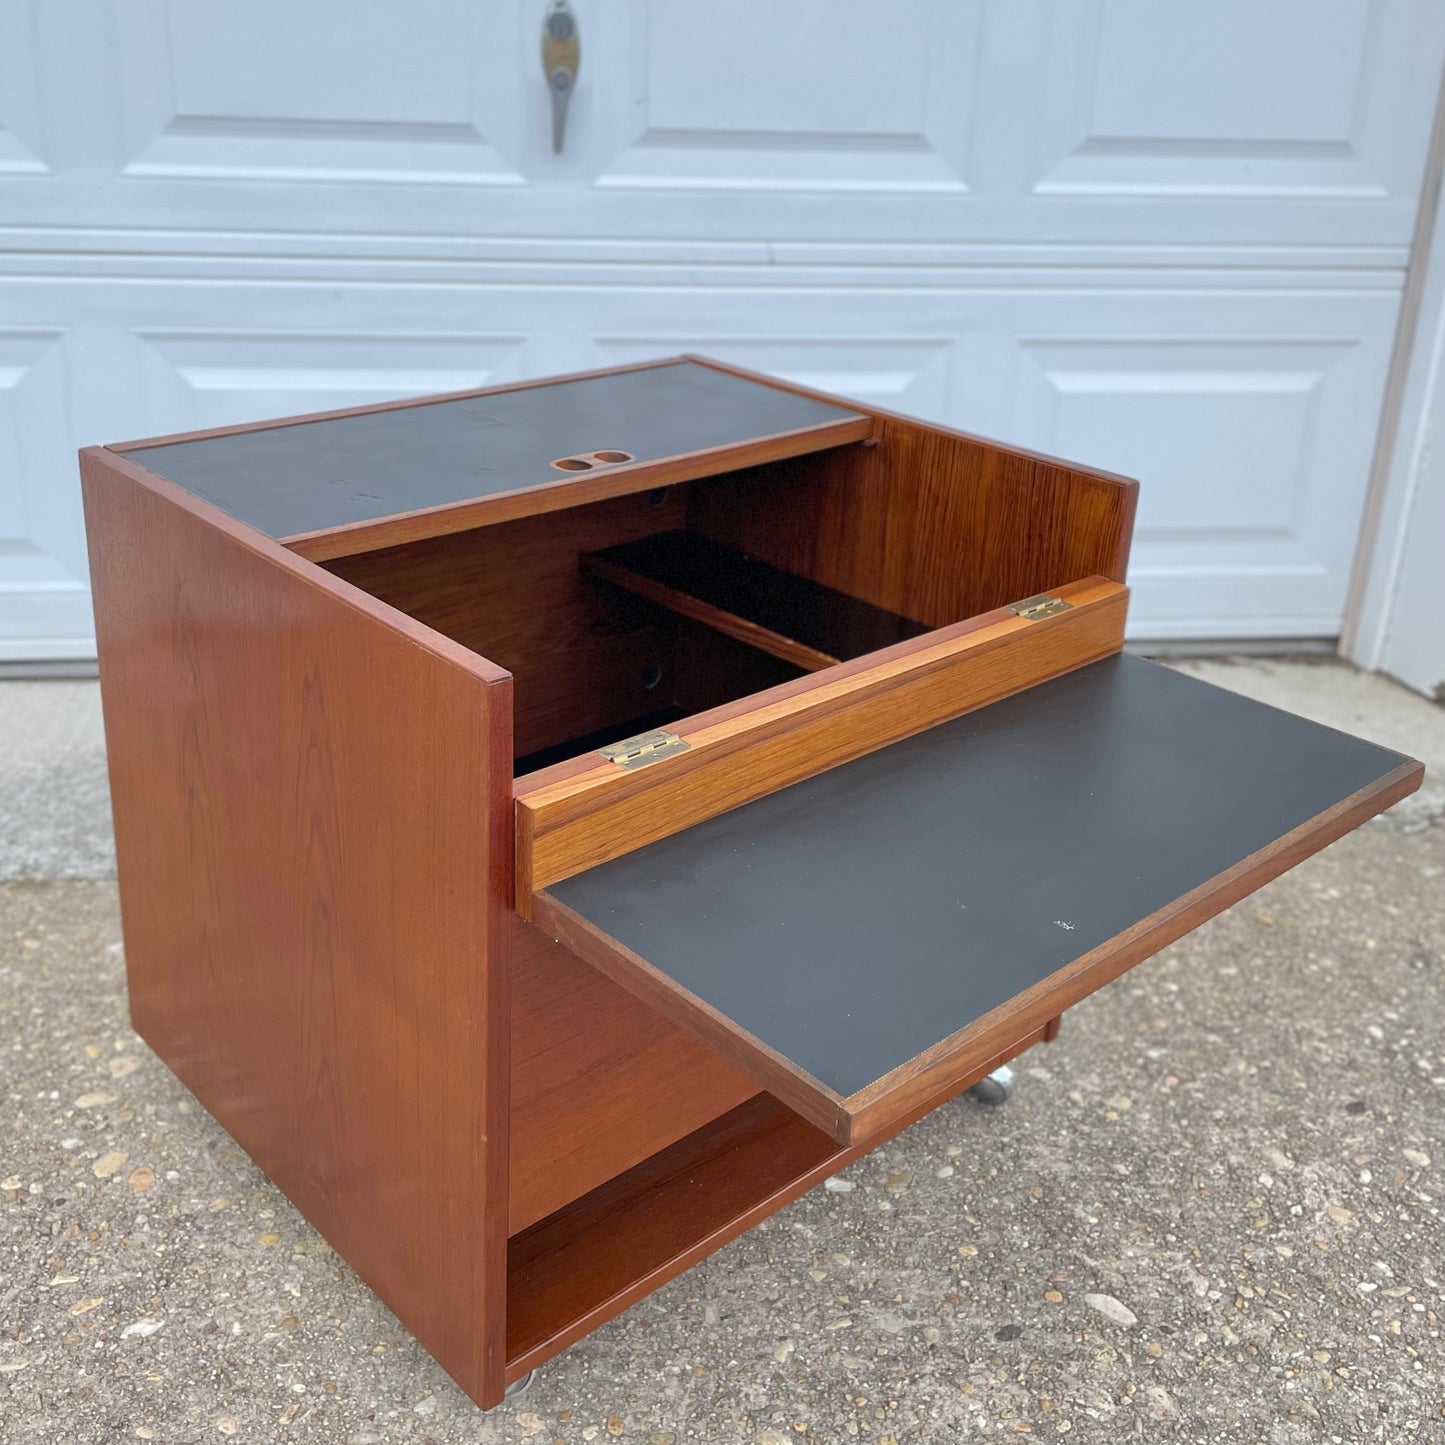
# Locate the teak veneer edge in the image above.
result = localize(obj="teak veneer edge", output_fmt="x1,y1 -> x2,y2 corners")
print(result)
516,577 -> 1128,904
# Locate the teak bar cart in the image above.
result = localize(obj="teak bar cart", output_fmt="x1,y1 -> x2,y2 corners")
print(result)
80,356 -> 1423,1409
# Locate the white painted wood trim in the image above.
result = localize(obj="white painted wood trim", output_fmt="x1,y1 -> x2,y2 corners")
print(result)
1344,55 -> 1445,697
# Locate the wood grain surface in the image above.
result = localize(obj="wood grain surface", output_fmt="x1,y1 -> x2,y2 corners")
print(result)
509,916 -> 760,1234
516,578 -> 1127,902
685,359 -> 1136,627
580,529 -> 928,673
81,448 -> 515,1408
505,1022 -> 1054,1379
325,489 -> 689,761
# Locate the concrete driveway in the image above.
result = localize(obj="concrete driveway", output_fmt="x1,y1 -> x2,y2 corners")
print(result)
2,658 -> 1442,1444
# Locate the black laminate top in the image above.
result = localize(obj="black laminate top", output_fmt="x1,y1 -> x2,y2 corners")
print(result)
549,654 -> 1411,1099
122,360 -> 865,539
583,531 -> 929,662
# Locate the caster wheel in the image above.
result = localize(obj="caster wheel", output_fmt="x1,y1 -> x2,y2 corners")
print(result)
969,1064 -> 1016,1106
504,1370 -> 536,1401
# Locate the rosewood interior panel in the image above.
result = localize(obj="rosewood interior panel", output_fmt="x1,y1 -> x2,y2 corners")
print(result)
581,529 -> 929,671
687,411 -> 1137,626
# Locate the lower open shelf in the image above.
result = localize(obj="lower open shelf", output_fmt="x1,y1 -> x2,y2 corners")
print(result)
504,1023 -> 1060,1380
581,529 -> 928,673
505,1092 -> 835,1375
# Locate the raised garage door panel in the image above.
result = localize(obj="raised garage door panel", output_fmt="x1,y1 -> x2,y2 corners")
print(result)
5,2 -> 1445,657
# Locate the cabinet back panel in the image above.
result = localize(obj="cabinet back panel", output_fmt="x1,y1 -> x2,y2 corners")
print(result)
688,416 -> 1136,626
325,491 -> 688,760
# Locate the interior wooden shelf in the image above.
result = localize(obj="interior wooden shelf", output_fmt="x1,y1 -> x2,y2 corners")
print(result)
506,1092 -> 837,1374
580,529 -> 928,673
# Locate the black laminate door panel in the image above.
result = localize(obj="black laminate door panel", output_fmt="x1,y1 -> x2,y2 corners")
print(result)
548,654 -> 1413,1100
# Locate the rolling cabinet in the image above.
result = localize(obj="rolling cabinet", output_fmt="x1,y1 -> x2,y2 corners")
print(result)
80,356 -> 1422,1407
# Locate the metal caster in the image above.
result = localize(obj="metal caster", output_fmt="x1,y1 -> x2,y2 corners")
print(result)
503,1370 -> 535,1401
969,1064 -> 1016,1106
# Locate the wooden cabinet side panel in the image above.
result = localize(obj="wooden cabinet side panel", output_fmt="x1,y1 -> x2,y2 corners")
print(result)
80,451 -> 514,1407
689,414 -> 1137,627
509,917 -> 761,1235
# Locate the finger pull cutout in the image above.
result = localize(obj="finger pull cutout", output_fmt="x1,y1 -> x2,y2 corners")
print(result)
551,449 -> 635,472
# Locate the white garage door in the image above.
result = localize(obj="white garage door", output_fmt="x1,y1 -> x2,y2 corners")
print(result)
3,0 -> 1442,659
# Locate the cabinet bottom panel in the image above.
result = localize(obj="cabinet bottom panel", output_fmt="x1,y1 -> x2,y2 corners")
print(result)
504,1021 -> 1055,1378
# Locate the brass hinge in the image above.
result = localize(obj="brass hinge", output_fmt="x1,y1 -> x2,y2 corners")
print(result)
599,728 -> 691,770
1008,594 -> 1073,621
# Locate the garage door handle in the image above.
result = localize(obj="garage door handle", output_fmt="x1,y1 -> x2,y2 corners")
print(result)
541,0 -> 580,154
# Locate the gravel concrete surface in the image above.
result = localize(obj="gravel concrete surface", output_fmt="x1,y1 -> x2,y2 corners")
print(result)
0,682 -> 112,882
4,656 -> 1444,883
3,818 -> 1442,1445
1168,658 -> 1445,826
3,658 -> 1443,1442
